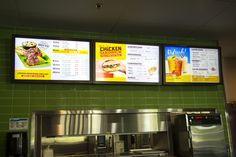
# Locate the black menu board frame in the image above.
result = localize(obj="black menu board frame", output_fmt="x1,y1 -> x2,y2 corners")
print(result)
12,34 -> 92,84
92,40 -> 162,85
163,44 -> 223,85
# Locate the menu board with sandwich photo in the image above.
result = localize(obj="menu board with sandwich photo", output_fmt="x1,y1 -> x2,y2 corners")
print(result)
13,35 -> 91,82
164,46 -> 221,84
95,42 -> 160,84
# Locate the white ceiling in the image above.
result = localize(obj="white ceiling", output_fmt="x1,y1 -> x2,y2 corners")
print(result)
1,0 -> 236,57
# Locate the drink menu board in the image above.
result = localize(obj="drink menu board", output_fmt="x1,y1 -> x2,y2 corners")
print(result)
164,46 -> 221,84
13,36 -> 90,82
95,42 -> 160,84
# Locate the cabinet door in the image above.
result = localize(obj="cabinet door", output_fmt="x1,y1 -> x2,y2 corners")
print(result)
190,125 -> 227,157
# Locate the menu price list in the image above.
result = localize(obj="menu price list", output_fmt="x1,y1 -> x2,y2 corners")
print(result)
126,45 -> 159,82
190,48 -> 219,82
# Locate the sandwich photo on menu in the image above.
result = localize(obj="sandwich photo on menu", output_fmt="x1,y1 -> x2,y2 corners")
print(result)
15,41 -> 51,67
102,59 -> 126,74
14,38 -> 52,80
95,42 -> 127,82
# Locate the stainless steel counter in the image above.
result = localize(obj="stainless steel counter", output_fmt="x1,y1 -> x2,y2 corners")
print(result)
55,153 -> 175,157
31,109 -> 175,157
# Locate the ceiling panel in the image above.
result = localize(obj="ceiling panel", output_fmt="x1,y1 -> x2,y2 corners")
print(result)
203,4 -> 236,33
0,0 -> 236,56
13,0 -> 126,32
114,0 -> 231,36
0,0 -> 16,11
0,0 -> 18,25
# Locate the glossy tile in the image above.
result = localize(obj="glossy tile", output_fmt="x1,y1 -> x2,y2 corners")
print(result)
0,26 -> 227,156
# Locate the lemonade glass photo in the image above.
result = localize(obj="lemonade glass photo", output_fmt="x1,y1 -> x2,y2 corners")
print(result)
168,56 -> 176,73
174,58 -> 182,76
167,56 -> 183,76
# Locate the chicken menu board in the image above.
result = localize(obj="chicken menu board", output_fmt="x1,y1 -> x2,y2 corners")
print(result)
14,36 -> 90,81
95,42 -> 160,83
164,46 -> 220,83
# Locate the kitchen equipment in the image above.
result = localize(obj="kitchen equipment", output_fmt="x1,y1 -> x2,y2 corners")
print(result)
173,113 -> 228,157
226,102 -> 236,157
30,109 -> 175,157
6,132 -> 27,157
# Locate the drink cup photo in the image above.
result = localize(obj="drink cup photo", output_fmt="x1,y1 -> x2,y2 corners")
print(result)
168,56 -> 176,73
174,59 -> 182,76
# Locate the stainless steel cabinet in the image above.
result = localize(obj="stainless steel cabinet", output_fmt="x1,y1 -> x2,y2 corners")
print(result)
174,114 -> 228,157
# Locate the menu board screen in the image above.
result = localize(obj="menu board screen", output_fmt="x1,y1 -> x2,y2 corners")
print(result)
164,46 -> 221,84
13,36 -> 91,82
95,42 -> 160,84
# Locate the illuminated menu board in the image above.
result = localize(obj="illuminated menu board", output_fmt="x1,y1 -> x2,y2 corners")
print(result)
95,42 -> 160,84
13,36 -> 91,82
164,46 -> 221,84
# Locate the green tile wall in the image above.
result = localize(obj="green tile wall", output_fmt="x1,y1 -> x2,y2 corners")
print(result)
0,26 -> 226,156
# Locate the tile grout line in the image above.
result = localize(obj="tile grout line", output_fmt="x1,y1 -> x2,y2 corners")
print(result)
11,84 -> 15,118
28,85 -> 30,116
44,85 -> 47,110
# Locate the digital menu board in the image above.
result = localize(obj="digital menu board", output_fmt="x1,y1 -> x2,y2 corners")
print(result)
164,46 -> 221,84
13,35 -> 91,83
94,42 -> 160,84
